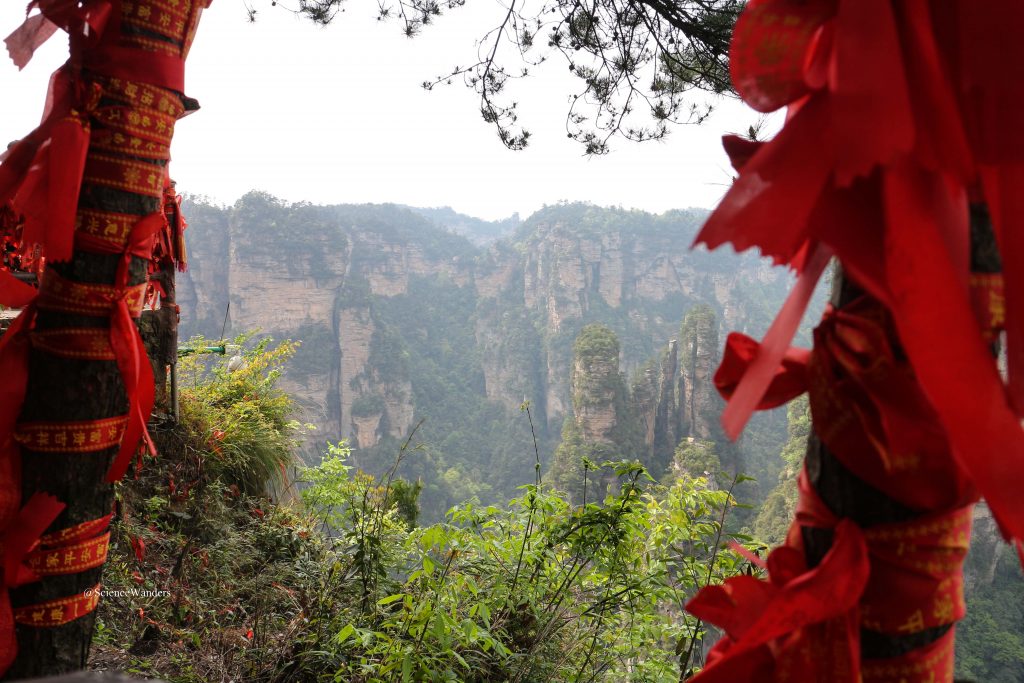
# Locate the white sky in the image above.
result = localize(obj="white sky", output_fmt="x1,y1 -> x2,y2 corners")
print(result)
0,1 -> 776,221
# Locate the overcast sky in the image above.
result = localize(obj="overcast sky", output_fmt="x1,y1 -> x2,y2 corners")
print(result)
0,1 -> 776,221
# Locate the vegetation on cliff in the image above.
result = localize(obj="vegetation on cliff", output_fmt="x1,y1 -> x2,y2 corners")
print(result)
91,338 -> 760,682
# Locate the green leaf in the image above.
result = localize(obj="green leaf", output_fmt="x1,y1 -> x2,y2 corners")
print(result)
336,623 -> 355,644
377,593 -> 405,606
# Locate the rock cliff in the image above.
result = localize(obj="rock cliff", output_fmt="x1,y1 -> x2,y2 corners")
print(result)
178,194 -> 800,500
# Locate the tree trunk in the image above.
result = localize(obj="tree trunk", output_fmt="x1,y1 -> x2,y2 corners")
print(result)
1,2 -> 204,676
801,205 -> 999,673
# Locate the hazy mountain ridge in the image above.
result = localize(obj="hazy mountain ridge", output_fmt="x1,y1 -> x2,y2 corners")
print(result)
406,205 -> 521,244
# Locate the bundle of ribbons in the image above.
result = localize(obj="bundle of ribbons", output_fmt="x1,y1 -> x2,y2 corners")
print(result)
684,1 -> 1024,681
0,0 -> 206,671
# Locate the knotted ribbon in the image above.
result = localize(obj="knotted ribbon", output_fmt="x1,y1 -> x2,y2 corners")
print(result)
689,465 -> 973,682
687,503 -> 869,682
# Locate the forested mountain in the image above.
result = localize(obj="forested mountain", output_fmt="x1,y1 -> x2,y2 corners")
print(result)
178,193 -> 803,516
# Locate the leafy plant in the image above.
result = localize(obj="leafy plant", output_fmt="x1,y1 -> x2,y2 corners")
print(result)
177,334 -> 304,495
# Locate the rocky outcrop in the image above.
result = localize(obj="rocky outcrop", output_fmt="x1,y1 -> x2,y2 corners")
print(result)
679,304 -> 721,441
571,325 -> 623,444
631,361 -> 659,457
652,340 -> 679,474
352,413 -> 383,449
964,503 -> 1007,592
337,306 -> 375,441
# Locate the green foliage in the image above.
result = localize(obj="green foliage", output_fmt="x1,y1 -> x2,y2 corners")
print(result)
674,439 -> 722,480
573,322 -> 621,363
389,479 -> 424,530
182,197 -> 811,521
93,352 -> 759,681
547,420 -> 618,503
290,322 -> 338,380
92,338 -> 325,681
177,334 -> 303,496
292,449 -> 758,683
355,273 -> 542,517
571,323 -> 629,412
752,396 -> 809,546
956,533 -> 1024,681
352,394 -> 387,418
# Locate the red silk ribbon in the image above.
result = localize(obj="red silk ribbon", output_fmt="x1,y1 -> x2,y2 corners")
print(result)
0,66 -> 100,265
4,0 -> 111,70
714,333 -> 810,411
718,242 -> 830,439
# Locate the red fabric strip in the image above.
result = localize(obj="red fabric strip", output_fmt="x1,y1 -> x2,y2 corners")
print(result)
4,0 -> 112,70
13,583 -> 101,627
84,46 -> 185,92
0,492 -> 66,671
829,0 -> 913,185
30,328 -> 117,361
104,213 -> 161,481
695,97 -> 834,270
714,332 -> 810,410
25,532 -> 110,576
861,628 -> 955,682
979,165 -> 1024,413
0,66 -> 96,264
687,515 -> 868,682
82,154 -> 166,198
14,415 -> 128,453
883,165 -> 1024,543
719,242 -> 830,439
0,271 -> 39,309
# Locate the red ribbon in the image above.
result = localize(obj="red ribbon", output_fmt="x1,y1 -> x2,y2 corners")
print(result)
4,0 -> 112,70
81,213 -> 161,482
714,334 -> 810,412
718,241 -> 830,439
0,66 -> 100,267
0,213 -> 160,484
689,465 -> 973,682
687,506 -> 869,682
0,493 -> 66,673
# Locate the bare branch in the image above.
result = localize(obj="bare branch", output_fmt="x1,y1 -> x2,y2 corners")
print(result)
285,0 -> 741,153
